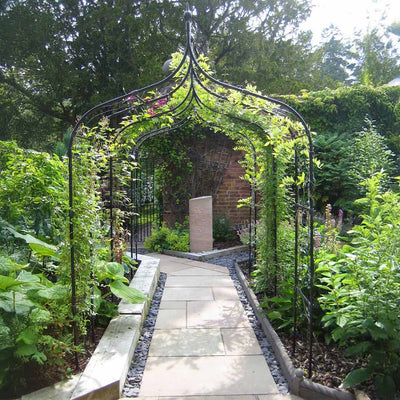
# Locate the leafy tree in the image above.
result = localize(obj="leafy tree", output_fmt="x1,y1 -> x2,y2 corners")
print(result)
313,26 -> 352,87
352,27 -> 400,86
0,0 -> 315,150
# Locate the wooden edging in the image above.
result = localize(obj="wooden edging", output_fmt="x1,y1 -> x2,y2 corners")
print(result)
234,262 -> 355,400
21,254 -> 160,400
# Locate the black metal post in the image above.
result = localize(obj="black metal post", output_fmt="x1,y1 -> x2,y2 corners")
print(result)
292,147 -> 299,357
67,148 -> 79,369
109,155 -> 114,260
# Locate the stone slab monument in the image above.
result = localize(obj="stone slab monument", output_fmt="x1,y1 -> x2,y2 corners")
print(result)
189,196 -> 213,252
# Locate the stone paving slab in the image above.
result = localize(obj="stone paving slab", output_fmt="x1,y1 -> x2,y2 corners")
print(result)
149,328 -> 224,356
212,286 -> 239,300
154,309 -> 187,330
139,355 -> 278,397
171,266 -> 227,276
221,328 -> 263,355
166,275 -> 234,287
159,300 -> 187,309
162,287 -> 214,301
187,300 -> 251,328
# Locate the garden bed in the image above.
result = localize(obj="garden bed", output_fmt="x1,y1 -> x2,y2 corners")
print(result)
12,255 -> 160,400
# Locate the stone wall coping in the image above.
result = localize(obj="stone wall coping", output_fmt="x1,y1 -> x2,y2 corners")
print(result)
18,254 -> 160,400
234,262 -> 355,400
164,244 -> 248,261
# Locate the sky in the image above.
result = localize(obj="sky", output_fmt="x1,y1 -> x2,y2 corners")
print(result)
305,0 -> 400,44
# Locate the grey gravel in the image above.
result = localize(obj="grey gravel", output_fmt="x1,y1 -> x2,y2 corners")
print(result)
207,252 -> 290,394
123,252 -> 289,397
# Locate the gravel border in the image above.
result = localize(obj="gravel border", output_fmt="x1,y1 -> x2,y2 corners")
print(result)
122,253 -> 289,397
207,252 -> 290,394
122,272 -> 167,397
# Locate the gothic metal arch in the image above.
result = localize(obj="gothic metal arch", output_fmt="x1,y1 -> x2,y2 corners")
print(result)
68,8 -> 315,377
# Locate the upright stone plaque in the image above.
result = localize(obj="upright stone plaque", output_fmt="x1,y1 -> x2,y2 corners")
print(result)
189,196 -> 213,252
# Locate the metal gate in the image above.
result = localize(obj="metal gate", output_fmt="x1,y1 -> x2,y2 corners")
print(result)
131,157 -> 160,251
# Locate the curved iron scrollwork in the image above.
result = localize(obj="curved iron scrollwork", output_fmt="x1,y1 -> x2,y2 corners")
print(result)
67,6 -> 315,378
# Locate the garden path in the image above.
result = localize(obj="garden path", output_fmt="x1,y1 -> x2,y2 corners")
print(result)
124,254 -> 302,400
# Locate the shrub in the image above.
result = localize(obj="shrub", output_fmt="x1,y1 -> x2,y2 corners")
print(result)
213,215 -> 237,242
144,222 -> 189,252
316,174 -> 400,399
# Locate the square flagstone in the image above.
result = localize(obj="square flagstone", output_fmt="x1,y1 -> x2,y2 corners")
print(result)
166,275 -> 234,287
139,355 -> 278,397
212,286 -> 239,300
149,328 -> 224,356
186,260 -> 229,274
171,267 -> 227,276
162,287 -> 214,301
187,301 -> 250,328
154,309 -> 186,330
221,328 -> 262,355
159,300 -> 187,309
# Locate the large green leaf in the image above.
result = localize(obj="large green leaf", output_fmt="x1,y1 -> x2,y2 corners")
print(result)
7,227 -> 57,258
344,368 -> 371,388
0,276 -> 22,290
97,262 -> 128,283
37,284 -> 69,300
0,292 -> 34,314
109,280 -> 148,304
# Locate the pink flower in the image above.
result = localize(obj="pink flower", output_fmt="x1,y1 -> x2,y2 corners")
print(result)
126,95 -> 137,103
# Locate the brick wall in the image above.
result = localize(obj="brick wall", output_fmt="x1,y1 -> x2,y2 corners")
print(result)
213,149 -> 250,225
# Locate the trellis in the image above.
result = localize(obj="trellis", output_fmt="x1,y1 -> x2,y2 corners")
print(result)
67,8 -> 315,377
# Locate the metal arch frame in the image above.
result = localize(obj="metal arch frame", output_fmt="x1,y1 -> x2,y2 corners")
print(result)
67,7 -> 315,376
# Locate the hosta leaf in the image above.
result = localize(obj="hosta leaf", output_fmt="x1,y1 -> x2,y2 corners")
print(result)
344,368 -> 371,388
7,228 -> 57,256
97,262 -> 128,283
37,284 -> 69,300
29,243 -> 57,258
0,276 -> 22,290
0,292 -> 34,314
109,280 -> 147,304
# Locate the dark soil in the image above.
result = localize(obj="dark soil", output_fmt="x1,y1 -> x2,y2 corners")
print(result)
213,238 -> 242,249
278,332 -> 377,398
0,325 -> 106,399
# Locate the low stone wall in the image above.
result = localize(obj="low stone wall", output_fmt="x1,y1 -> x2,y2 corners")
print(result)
20,254 -> 160,400
234,262 -> 355,400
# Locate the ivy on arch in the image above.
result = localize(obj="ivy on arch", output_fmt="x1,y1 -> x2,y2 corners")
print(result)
67,9 -> 315,376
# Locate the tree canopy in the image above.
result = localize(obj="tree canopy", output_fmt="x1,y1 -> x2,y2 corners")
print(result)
0,0 -> 399,150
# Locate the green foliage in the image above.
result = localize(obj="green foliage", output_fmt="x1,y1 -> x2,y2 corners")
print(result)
144,222 -> 190,253
0,140 -> 67,241
316,174 -> 400,398
282,86 -> 400,212
213,215 -> 237,242
0,248 -> 70,395
0,134 -> 145,395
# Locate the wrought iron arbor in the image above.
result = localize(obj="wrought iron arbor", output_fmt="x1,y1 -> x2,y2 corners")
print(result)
67,8 -> 315,377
